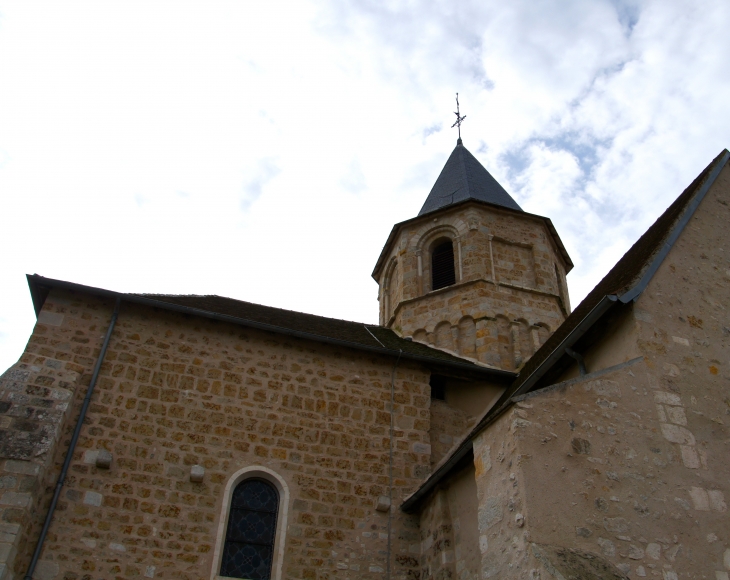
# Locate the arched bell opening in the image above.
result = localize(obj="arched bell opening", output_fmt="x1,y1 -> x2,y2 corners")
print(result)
431,239 -> 456,291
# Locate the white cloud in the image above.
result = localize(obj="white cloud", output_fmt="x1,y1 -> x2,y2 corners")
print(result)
1,0 -> 729,372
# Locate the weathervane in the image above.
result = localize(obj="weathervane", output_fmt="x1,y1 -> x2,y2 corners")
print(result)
451,93 -> 466,142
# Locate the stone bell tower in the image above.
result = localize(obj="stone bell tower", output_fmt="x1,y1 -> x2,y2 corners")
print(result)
372,139 -> 573,372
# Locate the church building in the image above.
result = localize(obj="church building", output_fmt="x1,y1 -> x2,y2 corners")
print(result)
0,139 -> 728,580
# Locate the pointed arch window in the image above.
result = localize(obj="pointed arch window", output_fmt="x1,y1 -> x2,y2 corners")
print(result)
432,240 -> 456,290
220,478 -> 279,579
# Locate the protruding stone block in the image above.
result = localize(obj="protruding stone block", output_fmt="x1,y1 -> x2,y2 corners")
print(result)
33,559 -> 59,580
412,442 -> 431,454
83,491 -> 102,507
3,460 -> 40,476
0,492 -> 31,507
375,495 -> 391,512
95,450 -> 112,469
190,465 -> 205,483
37,311 -> 64,327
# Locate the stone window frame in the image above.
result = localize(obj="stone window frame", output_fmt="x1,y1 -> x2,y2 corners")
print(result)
415,225 -> 463,294
211,465 -> 290,580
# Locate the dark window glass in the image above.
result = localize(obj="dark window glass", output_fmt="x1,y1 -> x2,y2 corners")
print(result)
430,375 -> 446,400
432,241 -> 456,290
221,479 -> 279,579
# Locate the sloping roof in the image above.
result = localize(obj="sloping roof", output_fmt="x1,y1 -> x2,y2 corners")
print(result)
511,147 -> 730,394
401,148 -> 730,513
418,140 -> 522,216
26,275 -> 515,380
132,293 -> 479,366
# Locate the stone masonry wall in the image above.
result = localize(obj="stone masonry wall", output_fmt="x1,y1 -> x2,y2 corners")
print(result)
490,355 -> 728,580
3,289 -> 435,580
471,405 -> 533,579
407,281 -> 561,371
0,361 -> 83,580
417,463 -> 480,580
474,368 -> 644,580
376,203 -> 568,371
429,400 -> 474,468
419,488 -> 457,580
0,298 -> 113,580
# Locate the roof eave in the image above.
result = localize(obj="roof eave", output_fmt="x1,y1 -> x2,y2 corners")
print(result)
498,148 -> 730,396
26,275 -> 515,381
616,149 -> 730,303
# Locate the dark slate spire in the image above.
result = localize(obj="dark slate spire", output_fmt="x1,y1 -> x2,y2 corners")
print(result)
418,141 -> 522,216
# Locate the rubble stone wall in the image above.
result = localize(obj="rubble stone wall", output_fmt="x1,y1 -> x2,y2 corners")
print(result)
417,463 -> 480,580
0,360 -> 85,580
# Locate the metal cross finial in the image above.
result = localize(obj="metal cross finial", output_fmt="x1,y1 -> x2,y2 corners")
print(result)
451,93 -> 466,142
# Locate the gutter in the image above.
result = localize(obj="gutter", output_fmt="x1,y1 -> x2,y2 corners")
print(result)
510,295 -> 618,398
26,275 -> 514,382
512,149 -> 730,399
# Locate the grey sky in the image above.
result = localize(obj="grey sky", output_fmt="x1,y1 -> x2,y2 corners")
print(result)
1,0 -> 729,372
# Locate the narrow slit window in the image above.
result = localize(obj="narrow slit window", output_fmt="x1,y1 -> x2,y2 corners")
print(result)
430,375 -> 446,401
221,478 -> 279,579
432,240 -> 456,290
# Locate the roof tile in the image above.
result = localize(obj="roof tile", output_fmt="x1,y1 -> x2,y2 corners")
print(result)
419,141 -> 522,215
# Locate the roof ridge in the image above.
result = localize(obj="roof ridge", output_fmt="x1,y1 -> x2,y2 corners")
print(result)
457,144 -> 470,198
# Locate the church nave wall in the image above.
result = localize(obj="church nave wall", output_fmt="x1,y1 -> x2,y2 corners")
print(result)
0,289 -> 435,580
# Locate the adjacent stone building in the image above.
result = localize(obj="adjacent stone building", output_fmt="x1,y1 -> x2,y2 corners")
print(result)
1,140 -> 728,580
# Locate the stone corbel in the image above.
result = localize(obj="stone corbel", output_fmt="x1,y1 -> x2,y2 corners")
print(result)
450,325 -> 460,353
530,325 -> 542,353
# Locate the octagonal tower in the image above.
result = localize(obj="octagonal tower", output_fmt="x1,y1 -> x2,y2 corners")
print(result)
372,139 -> 573,372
